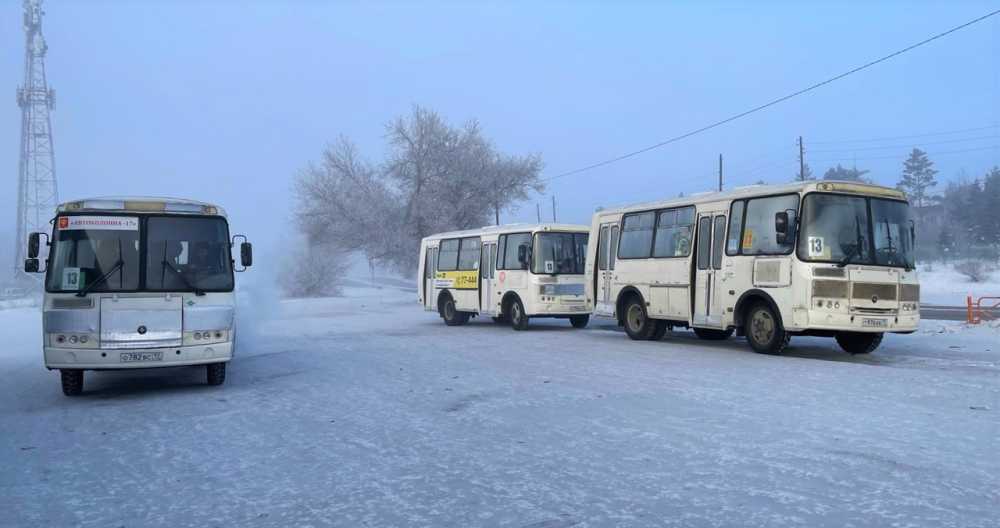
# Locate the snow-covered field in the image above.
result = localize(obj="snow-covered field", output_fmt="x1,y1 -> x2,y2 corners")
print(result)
2,287 -> 999,528
918,263 -> 1000,305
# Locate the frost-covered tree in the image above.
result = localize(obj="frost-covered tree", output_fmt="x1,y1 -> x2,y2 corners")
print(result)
897,148 -> 938,209
822,164 -> 870,182
294,105 -> 544,274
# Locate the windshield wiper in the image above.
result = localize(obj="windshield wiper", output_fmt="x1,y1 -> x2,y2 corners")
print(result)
162,260 -> 205,296
76,260 -> 124,297
837,215 -> 865,268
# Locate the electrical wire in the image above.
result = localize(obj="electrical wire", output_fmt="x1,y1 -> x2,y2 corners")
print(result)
542,8 -> 1000,183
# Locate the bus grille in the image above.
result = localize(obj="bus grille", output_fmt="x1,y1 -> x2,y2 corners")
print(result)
812,279 -> 848,298
813,268 -> 846,278
900,284 -> 920,302
852,283 -> 897,301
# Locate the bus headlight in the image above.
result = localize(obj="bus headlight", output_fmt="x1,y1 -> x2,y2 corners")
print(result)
184,330 -> 229,346
49,333 -> 98,349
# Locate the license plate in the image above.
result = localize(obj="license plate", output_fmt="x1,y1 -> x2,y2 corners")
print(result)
861,318 -> 888,328
120,351 -> 164,362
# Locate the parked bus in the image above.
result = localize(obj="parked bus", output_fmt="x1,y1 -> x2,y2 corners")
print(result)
23,197 -> 253,395
586,181 -> 919,354
418,224 -> 591,330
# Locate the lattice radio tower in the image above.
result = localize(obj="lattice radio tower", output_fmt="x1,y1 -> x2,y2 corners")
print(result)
13,0 -> 58,279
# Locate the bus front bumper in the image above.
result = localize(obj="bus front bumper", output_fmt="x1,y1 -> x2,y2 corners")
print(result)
44,342 -> 233,370
793,309 -> 919,333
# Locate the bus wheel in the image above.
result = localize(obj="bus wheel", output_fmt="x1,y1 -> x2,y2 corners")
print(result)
440,296 -> 470,326
492,314 -> 509,324
745,303 -> 789,354
835,332 -> 883,355
694,328 -> 735,341
650,321 -> 668,341
623,296 -> 656,340
60,369 -> 83,396
207,362 -> 227,386
510,298 -> 530,331
570,315 -> 589,329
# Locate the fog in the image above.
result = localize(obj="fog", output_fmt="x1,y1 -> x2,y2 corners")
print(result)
2,1 -> 998,273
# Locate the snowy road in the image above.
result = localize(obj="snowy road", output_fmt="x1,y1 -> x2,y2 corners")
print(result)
2,288 -> 999,528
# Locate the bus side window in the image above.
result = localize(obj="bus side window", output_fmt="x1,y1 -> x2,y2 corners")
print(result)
598,226 -> 609,271
497,235 -> 507,271
610,226 -> 620,270
490,244 -> 497,278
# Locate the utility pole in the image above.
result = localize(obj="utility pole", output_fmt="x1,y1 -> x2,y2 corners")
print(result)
798,136 -> 805,181
14,0 -> 59,282
718,154 -> 723,192
536,203 -> 541,222
551,196 -> 557,222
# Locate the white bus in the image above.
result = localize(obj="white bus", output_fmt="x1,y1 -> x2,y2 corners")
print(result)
22,197 -> 253,396
418,224 -> 591,330
586,181 -> 919,355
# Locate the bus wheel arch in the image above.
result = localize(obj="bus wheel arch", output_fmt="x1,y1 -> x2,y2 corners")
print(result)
733,290 -> 783,335
617,287 -> 657,340
735,290 -> 789,354
501,292 -> 529,330
615,287 -> 645,326
438,290 -> 469,326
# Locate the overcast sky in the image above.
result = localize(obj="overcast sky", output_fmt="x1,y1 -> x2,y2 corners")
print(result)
2,0 -> 998,254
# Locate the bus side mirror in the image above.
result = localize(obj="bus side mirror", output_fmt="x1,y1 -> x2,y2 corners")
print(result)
517,245 -> 529,270
775,211 -> 789,244
28,232 -> 41,259
24,258 -> 40,273
240,242 -> 253,268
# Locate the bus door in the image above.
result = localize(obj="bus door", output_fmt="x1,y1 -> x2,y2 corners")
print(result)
693,213 -> 727,327
424,246 -> 438,310
479,242 -> 497,315
595,222 -> 619,316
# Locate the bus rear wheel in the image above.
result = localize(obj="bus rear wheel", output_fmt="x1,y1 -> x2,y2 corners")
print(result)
835,332 -> 883,355
694,328 -> 735,341
207,362 -> 227,386
509,297 -> 530,331
440,295 -> 470,326
623,296 -> 657,340
60,369 -> 83,396
745,303 -> 789,355
569,315 -> 589,329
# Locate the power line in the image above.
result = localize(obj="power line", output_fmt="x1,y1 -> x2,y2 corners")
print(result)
811,124 -> 999,145
543,8 -> 1000,183
811,134 -> 999,153
811,144 -> 1000,163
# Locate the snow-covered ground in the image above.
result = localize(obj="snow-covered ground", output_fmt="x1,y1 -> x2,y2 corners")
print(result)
918,262 -> 1000,305
2,287 -> 999,527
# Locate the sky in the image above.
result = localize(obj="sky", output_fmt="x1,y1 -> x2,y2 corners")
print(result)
2,0 -> 998,260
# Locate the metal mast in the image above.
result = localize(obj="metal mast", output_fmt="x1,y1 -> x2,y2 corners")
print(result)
14,0 -> 58,279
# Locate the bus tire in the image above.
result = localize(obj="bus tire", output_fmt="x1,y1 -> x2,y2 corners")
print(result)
835,332 -> 883,355
60,369 -> 83,396
694,328 -> 735,341
745,302 -> 789,355
440,294 -> 469,326
623,295 -> 657,340
650,320 -> 669,341
492,314 -> 509,324
569,314 -> 590,329
510,297 -> 530,331
207,362 -> 227,386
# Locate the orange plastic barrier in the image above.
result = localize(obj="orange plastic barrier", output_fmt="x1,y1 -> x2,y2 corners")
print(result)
967,296 -> 1000,324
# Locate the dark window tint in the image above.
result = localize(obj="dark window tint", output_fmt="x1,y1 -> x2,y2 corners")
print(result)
697,216 -> 712,270
438,239 -> 459,271
497,235 -> 507,270
146,216 -> 234,291
610,225 -> 620,270
712,215 -> 727,269
598,226 -> 609,270
619,212 -> 655,259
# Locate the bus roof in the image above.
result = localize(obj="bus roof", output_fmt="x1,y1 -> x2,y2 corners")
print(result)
595,180 -> 907,217
56,196 -> 227,217
422,223 -> 588,242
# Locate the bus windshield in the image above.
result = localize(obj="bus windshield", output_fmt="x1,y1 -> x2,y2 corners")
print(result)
799,193 -> 914,269
532,232 -> 587,274
46,215 -> 234,293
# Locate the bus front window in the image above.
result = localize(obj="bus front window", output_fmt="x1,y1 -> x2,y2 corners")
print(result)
532,232 -> 587,274
146,217 -> 234,292
800,193 -> 914,268
871,198 -> 915,269
46,216 -> 141,293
